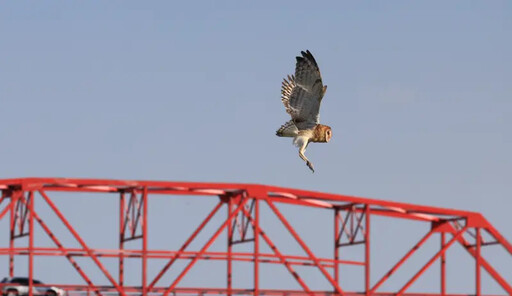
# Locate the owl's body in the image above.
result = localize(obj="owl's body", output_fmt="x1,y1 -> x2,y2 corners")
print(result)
276,50 -> 332,172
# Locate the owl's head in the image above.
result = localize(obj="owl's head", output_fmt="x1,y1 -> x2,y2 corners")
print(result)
313,124 -> 332,143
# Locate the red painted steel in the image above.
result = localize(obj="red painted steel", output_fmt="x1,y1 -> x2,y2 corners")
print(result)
254,198 -> 260,296
39,190 -> 126,296
227,197 -> 233,296
0,177 -> 510,296
119,192 -> 125,287
142,186 -> 148,296
239,206 -> 313,293
334,208 -> 340,289
365,205 -> 370,296
441,232 -> 446,295
476,227 -> 482,296
28,192 -> 34,296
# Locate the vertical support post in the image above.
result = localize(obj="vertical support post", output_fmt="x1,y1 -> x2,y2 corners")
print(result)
28,191 -> 34,296
265,198 -> 344,295
148,201 -> 223,290
397,226 -> 468,295
142,187 -> 148,296
364,205 -> 370,296
227,197 -> 233,296
334,208 -> 340,290
9,192 -> 16,277
253,198 -> 259,296
475,227 -> 481,296
40,190 -> 126,296
440,232 -> 446,295
119,192 -> 125,287
162,197 -> 249,296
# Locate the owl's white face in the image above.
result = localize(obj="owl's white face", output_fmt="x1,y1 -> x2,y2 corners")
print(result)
325,128 -> 332,142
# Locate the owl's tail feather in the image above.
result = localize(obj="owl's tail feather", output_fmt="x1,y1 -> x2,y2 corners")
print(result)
276,120 -> 298,137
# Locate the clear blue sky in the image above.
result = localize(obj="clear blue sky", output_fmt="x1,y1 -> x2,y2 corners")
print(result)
1,1 -> 511,294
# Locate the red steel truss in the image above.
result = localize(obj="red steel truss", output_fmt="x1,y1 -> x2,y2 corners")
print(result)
0,177 -> 510,296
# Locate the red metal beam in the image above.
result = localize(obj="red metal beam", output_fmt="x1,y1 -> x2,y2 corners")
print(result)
1,284 -> 508,296
161,196 -> 250,296
148,200 -> 224,289
440,232 -> 446,295
451,226 -> 512,294
17,198 -> 101,296
0,178 -> 479,217
365,205 -> 370,296
334,209 -> 340,289
0,200 -> 11,225
227,197 -> 233,296
142,186 -> 148,296
9,190 -> 20,277
0,178 -> 509,296
0,247 -> 350,269
28,192 -> 34,296
239,206 -> 313,294
481,216 -> 512,255
119,192 -> 125,287
396,226 -> 469,295
371,229 -> 436,293
254,198 -> 260,296
39,190 -> 126,296
265,197 -> 345,295
476,228 -> 481,296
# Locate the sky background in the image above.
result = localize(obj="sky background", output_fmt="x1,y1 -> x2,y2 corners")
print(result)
0,1 -> 511,294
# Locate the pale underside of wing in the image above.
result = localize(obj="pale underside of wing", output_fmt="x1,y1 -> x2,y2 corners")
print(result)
281,50 -> 326,131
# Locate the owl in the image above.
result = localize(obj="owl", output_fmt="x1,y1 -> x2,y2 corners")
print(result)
276,50 -> 332,172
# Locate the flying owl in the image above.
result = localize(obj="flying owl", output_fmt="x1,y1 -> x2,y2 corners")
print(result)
276,50 -> 332,173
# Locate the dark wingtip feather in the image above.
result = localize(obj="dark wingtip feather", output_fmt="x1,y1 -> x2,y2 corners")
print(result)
304,50 -> 318,68
294,50 -> 318,69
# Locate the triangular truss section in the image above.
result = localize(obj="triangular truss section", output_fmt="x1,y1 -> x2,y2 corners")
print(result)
0,178 -> 510,296
0,189 -> 125,296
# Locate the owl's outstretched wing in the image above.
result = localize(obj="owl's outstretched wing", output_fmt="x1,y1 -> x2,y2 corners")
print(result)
281,50 -> 327,130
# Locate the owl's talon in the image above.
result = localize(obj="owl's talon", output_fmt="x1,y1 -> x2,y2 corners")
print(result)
306,161 -> 315,173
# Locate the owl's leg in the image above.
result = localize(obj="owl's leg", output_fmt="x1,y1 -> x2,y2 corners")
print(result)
298,143 -> 314,173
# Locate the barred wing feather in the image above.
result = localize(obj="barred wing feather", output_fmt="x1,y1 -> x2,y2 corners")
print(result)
281,50 -> 326,130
